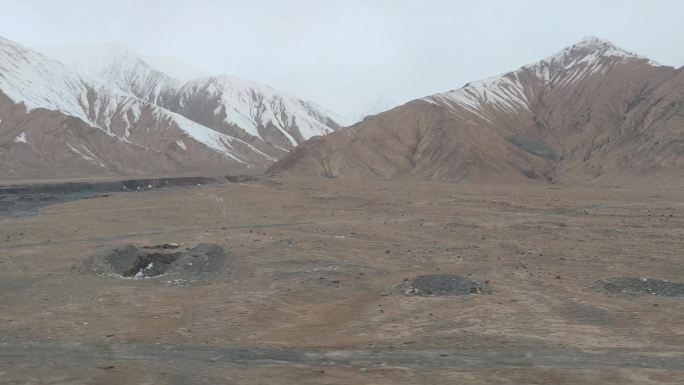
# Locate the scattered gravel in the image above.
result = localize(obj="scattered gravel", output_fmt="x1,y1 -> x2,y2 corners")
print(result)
74,243 -> 230,282
401,274 -> 489,296
593,277 -> 684,297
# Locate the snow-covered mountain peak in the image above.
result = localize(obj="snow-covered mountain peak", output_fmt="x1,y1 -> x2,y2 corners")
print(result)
0,36 -> 109,121
573,36 -> 616,50
423,36 -> 665,119
543,36 -> 661,68
1,35 -> 343,177
39,42 -> 140,70
34,42 -> 343,142
38,42 -> 182,100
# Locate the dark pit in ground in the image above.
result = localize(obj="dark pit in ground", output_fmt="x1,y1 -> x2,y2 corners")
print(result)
594,277 -> 684,297
401,274 -> 488,296
104,245 -> 182,278
75,243 -> 230,281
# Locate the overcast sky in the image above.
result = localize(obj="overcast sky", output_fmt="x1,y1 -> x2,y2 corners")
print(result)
2,0 -> 683,120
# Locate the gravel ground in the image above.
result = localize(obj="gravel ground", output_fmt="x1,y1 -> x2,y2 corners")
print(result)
594,277 -> 684,297
73,243 -> 231,283
400,274 -> 489,296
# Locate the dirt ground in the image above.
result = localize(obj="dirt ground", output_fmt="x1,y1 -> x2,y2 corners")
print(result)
1,176 -> 683,384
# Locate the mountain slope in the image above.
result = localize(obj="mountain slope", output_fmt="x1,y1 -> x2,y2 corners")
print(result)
40,43 -> 342,155
270,37 -> 684,186
0,36 -> 273,179
166,75 -> 341,149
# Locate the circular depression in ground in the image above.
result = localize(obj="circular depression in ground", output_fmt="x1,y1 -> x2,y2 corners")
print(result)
74,243 -> 231,282
401,274 -> 489,296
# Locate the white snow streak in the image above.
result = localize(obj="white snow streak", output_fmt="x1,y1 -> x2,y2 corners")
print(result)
66,142 -> 106,168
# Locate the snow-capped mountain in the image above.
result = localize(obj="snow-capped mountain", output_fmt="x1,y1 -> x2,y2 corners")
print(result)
39,43 -> 342,153
165,75 -> 342,149
425,36 -> 662,115
37,43 -> 180,107
0,36 -> 276,179
271,37 -> 684,187
0,36 -> 343,179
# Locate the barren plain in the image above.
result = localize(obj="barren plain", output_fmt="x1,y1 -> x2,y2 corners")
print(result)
1,177 -> 683,384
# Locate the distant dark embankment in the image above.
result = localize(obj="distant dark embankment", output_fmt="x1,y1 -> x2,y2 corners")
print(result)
0,176 -> 219,217
0,176 -> 217,195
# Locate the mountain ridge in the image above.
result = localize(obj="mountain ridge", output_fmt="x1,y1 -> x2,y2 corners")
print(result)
39,42 -> 342,151
269,36 -> 684,187
0,36 -> 291,179
0,36 -> 342,179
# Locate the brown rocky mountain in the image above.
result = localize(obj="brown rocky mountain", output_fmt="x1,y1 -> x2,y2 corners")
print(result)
270,37 -> 684,187
0,92 -> 270,180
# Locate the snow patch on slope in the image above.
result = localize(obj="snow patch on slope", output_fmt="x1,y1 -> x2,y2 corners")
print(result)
180,75 -> 337,143
14,132 -> 27,143
427,72 -> 530,119
66,142 -> 106,167
170,110 -> 276,163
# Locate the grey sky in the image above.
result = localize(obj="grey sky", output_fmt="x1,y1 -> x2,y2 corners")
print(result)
2,0 -> 683,119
